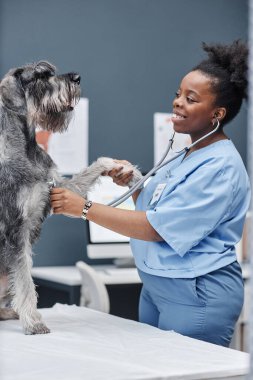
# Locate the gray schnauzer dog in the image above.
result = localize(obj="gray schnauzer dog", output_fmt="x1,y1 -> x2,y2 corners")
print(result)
0,61 -> 142,334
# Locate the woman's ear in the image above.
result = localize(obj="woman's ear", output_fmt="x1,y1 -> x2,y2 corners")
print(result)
213,107 -> 226,122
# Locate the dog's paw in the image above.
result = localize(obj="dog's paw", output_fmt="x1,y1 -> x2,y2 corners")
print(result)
24,322 -> 50,335
96,157 -> 136,175
96,157 -> 120,172
96,157 -> 143,188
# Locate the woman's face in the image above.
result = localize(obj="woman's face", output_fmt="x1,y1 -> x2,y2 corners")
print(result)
172,70 -> 218,142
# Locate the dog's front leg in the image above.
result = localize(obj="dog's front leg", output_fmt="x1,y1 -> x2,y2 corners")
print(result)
54,157 -> 143,198
9,243 -> 50,335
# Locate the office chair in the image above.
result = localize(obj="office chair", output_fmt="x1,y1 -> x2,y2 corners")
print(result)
76,261 -> 110,313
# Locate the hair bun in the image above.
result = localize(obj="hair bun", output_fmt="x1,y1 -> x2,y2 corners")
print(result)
202,40 -> 248,99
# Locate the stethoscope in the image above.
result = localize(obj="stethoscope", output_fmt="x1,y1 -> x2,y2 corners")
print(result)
108,119 -> 220,207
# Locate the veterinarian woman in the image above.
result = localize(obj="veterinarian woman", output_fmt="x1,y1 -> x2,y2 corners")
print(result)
51,40 -> 251,347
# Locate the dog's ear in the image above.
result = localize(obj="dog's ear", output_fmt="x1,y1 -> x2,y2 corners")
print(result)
34,61 -> 56,78
0,69 -> 27,114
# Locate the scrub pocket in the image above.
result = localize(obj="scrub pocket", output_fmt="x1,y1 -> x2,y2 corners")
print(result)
191,276 -> 207,306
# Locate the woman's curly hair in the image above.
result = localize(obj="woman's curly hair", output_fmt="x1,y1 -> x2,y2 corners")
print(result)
193,40 -> 248,125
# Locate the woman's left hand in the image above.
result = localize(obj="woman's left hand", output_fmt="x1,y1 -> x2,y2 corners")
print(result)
102,159 -> 134,187
50,188 -> 86,217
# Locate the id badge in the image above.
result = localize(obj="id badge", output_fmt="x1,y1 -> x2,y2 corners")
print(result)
149,183 -> 167,206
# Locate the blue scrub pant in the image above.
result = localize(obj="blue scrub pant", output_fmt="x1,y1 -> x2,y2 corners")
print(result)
138,261 -> 244,347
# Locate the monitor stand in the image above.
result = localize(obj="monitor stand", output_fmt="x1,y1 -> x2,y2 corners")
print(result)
113,256 -> 136,268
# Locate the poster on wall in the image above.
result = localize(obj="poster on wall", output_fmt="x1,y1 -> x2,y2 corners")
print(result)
154,113 -> 191,165
36,98 -> 89,174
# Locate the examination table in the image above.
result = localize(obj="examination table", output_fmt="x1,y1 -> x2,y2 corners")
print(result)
0,304 -> 249,380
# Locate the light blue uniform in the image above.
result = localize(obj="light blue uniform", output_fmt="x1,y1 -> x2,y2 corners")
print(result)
130,140 -> 251,346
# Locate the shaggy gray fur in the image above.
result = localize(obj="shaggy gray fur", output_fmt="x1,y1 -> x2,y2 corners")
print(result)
0,61 -> 142,334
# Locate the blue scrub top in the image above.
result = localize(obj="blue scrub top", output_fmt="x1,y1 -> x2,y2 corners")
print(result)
130,140 -> 251,278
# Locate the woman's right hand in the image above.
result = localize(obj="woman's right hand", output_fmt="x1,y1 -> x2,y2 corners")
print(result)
103,159 -> 134,187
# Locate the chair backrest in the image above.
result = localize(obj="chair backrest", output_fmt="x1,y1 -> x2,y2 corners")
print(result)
76,261 -> 110,313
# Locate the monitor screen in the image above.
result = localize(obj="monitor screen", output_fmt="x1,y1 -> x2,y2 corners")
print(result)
87,176 -> 135,244
86,174 -> 152,262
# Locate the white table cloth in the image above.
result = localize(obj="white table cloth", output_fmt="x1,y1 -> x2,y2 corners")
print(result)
0,304 -> 249,380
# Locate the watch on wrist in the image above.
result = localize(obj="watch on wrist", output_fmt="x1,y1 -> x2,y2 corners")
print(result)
81,200 -> 93,221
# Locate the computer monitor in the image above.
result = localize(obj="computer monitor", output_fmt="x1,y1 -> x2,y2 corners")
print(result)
86,176 -> 136,266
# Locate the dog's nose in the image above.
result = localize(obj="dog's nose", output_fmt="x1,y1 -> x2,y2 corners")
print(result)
70,73 -> 81,84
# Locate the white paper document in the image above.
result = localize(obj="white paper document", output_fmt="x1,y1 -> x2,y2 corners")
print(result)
46,98 -> 89,174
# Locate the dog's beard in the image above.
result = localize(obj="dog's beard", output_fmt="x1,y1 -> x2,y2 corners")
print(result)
35,110 -> 73,132
39,81 -> 80,113
26,87 -> 80,132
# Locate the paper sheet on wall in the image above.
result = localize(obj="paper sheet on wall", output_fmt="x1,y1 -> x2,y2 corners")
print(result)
154,113 -> 191,165
36,98 -> 88,174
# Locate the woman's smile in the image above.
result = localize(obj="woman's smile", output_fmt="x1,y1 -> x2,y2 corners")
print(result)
171,111 -> 187,120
